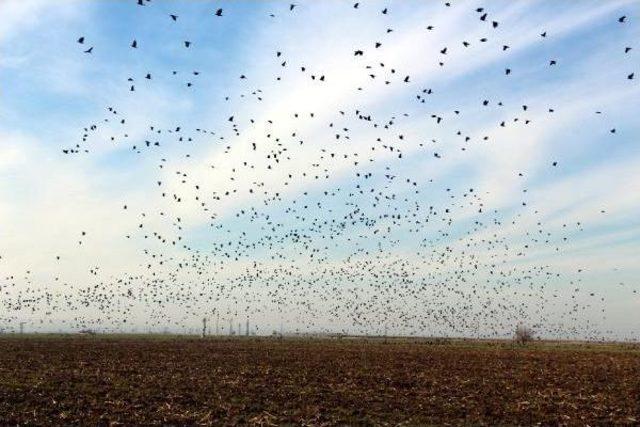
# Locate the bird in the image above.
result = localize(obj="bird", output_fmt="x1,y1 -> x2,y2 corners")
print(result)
7,0 -> 635,344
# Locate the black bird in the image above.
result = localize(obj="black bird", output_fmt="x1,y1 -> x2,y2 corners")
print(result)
77,37 -> 84,44
18,0 -> 637,341
215,8 -> 223,17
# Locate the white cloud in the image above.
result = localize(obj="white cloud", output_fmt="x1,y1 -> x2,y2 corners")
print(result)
1,0 -> 638,336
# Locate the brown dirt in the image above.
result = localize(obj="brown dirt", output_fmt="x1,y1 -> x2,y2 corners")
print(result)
0,336 -> 638,425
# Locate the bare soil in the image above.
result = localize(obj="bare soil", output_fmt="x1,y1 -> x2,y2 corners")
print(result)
0,336 -> 638,425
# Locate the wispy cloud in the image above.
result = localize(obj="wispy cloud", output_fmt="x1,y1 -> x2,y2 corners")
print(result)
0,0 -> 638,337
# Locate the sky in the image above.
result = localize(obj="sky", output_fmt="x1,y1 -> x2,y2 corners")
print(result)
0,0 -> 639,338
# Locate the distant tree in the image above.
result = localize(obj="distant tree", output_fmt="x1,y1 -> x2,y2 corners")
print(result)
514,324 -> 535,345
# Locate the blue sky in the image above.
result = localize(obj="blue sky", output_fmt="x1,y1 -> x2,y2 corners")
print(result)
0,0 -> 639,338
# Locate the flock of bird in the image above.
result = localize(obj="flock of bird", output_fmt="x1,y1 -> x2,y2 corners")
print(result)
1,1 -> 637,339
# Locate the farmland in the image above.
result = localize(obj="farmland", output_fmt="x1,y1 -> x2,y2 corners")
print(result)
0,336 -> 638,425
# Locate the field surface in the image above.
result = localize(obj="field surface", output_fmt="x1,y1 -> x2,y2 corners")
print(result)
0,336 -> 638,425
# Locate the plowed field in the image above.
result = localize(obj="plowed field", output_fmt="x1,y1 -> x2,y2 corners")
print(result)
0,336 -> 638,425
